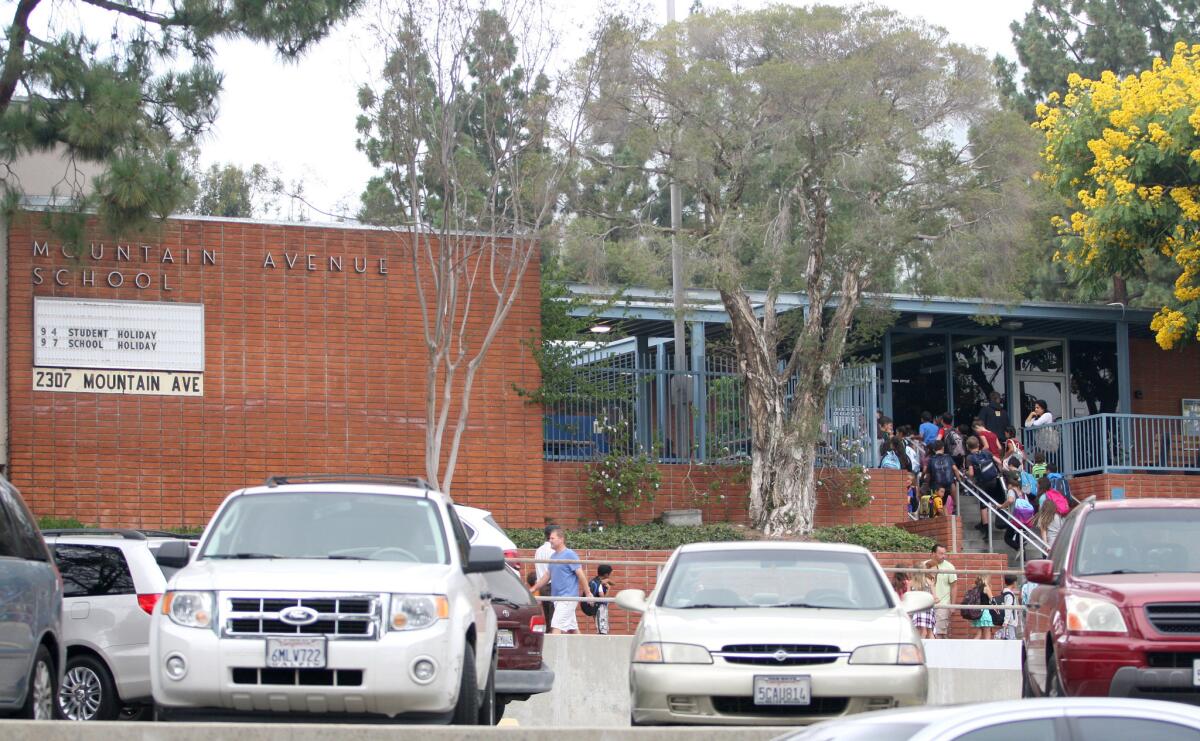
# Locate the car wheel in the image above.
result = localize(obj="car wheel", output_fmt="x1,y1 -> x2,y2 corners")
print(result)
494,698 -> 507,722
1020,648 -> 1035,698
57,654 -> 119,721
451,643 -> 480,725
18,645 -> 56,720
477,647 -> 497,725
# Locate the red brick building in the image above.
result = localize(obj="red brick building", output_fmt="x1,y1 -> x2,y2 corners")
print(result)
6,213 -> 545,528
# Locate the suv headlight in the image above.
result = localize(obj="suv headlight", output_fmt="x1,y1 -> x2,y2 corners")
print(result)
1065,594 -> 1128,633
849,643 -> 925,665
162,591 -> 214,629
390,594 -> 450,631
633,642 -> 712,664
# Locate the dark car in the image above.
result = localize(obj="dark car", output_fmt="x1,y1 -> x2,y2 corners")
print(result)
0,477 -> 63,719
1023,497 -> 1200,702
483,568 -> 553,718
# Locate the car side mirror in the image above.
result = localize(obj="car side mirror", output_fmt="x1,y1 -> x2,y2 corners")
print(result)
463,545 -> 505,574
615,589 -> 648,613
900,590 -> 935,614
154,540 -> 191,569
1025,559 -> 1055,584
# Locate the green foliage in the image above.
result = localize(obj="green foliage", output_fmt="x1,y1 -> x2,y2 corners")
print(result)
996,0 -> 1200,122
811,524 -> 934,553
507,522 -> 747,550
821,466 -> 873,509
0,1 -> 360,245
189,162 -> 282,218
37,516 -> 90,530
586,418 -> 662,524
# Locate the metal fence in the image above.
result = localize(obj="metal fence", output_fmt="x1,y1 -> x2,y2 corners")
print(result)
1021,413 -> 1200,477
542,351 -> 876,468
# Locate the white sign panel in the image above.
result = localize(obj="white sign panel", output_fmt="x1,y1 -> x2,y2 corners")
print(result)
34,297 -> 204,372
32,368 -> 203,396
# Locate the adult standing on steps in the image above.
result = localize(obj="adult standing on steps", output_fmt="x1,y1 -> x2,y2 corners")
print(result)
531,526 -> 593,634
930,543 -> 957,639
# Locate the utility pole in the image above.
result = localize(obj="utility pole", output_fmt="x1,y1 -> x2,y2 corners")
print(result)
667,0 -> 690,460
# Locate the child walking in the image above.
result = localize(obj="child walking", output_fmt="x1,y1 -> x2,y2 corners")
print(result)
909,562 -> 936,639
968,576 -> 996,640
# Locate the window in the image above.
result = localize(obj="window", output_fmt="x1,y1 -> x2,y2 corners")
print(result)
1074,717 -> 1200,740
1068,340 -> 1118,416
0,486 -> 47,562
53,545 -> 136,597
484,569 -> 535,606
891,333 -> 948,426
1014,339 -> 1064,373
953,335 -> 1006,426
1075,508 -> 1200,576
954,718 -> 1060,741
1050,508 -> 1082,575
445,506 -> 472,564
0,496 -> 18,558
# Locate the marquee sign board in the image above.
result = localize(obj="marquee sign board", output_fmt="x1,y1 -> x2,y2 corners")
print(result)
34,297 -> 204,372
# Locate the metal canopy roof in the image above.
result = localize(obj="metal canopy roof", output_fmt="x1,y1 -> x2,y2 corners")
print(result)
568,284 -> 1157,340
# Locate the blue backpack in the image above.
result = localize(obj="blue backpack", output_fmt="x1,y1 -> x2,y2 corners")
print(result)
1019,470 -> 1038,497
881,451 -> 902,469
1046,472 -> 1071,502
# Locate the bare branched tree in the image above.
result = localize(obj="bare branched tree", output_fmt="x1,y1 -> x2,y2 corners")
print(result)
356,0 -> 596,492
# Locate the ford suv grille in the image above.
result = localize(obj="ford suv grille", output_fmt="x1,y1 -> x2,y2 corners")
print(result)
221,593 -> 382,639
1145,603 -> 1200,635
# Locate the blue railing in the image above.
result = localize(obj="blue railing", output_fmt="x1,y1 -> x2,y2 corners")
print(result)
542,353 -> 877,468
1021,413 -> 1200,477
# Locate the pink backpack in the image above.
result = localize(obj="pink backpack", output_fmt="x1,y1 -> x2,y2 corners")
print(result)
1044,488 -> 1069,516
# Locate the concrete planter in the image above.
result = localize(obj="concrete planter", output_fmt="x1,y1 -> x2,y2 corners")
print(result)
661,508 -> 702,526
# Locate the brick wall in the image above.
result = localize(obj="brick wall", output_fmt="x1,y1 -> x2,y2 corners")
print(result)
518,548 -> 1009,640
542,462 -> 913,529
896,515 -> 960,553
8,213 -> 544,528
1130,338 -> 1200,416
1068,472 -> 1200,501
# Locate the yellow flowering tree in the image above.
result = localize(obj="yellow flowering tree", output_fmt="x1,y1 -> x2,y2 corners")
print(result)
1036,42 -> 1200,349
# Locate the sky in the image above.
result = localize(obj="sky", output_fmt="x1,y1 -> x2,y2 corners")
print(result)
199,0 -> 1034,221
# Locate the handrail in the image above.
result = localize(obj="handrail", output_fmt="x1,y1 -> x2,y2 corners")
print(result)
956,475 -> 1049,560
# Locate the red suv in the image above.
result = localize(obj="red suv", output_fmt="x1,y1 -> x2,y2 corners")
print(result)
1023,497 -> 1200,703
482,568 -> 553,720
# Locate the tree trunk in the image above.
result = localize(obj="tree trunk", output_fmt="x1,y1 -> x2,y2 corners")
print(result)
745,373 -> 820,536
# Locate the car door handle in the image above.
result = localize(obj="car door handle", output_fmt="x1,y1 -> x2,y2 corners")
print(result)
480,592 -> 492,601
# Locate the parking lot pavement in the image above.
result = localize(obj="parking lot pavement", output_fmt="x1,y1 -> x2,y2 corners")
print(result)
0,723 -> 788,740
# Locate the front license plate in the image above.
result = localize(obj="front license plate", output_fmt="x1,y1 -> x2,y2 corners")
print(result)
753,675 -> 811,706
497,629 -> 515,649
1194,658 -> 1200,687
266,637 -> 326,669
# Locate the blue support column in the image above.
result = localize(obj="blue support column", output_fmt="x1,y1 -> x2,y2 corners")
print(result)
882,332 -> 893,419
635,336 -> 651,451
656,342 -> 668,455
691,322 -> 707,461
1116,321 -> 1132,414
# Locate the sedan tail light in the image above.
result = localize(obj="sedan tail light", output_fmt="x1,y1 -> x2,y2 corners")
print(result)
530,614 -> 546,633
504,549 -> 518,562
137,593 -> 162,615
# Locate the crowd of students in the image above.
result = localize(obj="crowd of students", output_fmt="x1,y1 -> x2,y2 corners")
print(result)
876,401 -> 1075,552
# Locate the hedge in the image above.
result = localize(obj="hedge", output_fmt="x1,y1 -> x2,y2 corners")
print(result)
810,524 -> 934,552
508,523 -> 748,550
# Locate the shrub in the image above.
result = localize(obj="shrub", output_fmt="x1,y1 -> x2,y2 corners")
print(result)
586,418 -> 661,524
38,516 -> 91,530
508,522 -> 748,550
811,524 -> 933,552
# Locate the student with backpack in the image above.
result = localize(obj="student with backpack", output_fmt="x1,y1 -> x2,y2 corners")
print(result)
938,413 -> 966,468
965,437 -> 1004,534
923,439 -> 959,517
1031,494 -> 1064,548
994,576 -> 1020,640
999,470 -> 1035,551
962,576 -> 996,640
583,564 -> 613,634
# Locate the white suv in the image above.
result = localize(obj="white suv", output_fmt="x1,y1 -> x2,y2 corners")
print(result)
43,529 -> 193,721
150,475 -> 503,724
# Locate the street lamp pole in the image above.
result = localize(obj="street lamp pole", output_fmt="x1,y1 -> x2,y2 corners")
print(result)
667,0 -> 689,460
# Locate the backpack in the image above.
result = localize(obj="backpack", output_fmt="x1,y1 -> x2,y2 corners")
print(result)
1044,488 -> 1070,516
929,454 -> 955,487
970,451 -> 999,484
1047,472 -> 1071,503
988,594 -> 1006,627
881,450 -> 902,469
1019,470 -> 1038,497
581,577 -> 603,617
1012,492 -> 1036,524
960,586 -> 983,621
944,428 -> 966,458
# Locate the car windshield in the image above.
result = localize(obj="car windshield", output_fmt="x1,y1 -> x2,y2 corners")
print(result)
201,492 -> 448,564
658,549 -> 891,610
1075,508 -> 1200,576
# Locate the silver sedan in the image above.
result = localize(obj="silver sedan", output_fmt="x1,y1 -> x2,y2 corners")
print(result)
618,541 -> 934,726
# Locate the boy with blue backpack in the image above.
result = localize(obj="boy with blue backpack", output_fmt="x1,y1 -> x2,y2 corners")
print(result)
923,439 -> 959,517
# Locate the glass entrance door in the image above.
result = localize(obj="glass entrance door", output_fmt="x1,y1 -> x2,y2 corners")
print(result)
1017,378 -> 1065,425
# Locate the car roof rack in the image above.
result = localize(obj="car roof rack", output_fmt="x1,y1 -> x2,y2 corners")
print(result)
262,474 -> 435,491
136,529 -> 196,539
41,528 -> 147,540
